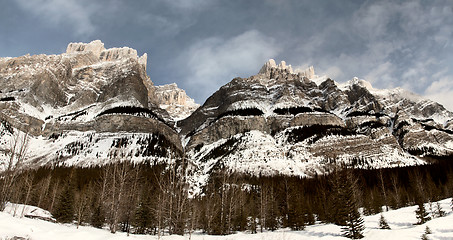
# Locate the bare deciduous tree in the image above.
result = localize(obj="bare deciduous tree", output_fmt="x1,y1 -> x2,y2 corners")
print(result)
75,183 -> 93,229
0,130 -> 29,211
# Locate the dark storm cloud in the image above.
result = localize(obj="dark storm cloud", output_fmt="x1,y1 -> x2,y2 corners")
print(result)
1,0 -> 452,110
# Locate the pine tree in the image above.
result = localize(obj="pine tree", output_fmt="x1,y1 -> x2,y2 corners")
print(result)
304,204 -> 316,226
434,202 -> 445,218
420,226 -> 432,240
134,195 -> 153,234
285,179 -> 305,230
330,170 -> 348,226
53,185 -> 75,223
415,201 -> 430,225
341,172 -> 365,239
378,213 -> 390,229
91,205 -> 105,228
287,201 -> 305,230
342,200 -> 365,239
420,233 -> 429,240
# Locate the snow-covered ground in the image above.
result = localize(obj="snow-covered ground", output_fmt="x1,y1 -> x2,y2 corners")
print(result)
1,199 -> 453,240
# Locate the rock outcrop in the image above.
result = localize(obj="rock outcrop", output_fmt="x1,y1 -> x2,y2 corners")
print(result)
66,40 -> 148,69
259,59 -> 315,79
0,40 -> 179,169
154,83 -> 199,120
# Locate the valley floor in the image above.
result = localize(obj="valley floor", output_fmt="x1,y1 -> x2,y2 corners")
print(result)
1,199 -> 453,240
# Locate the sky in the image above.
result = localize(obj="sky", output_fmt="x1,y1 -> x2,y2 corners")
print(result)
1,0 -> 452,110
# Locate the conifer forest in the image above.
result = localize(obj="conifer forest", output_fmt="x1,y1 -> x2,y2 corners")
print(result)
2,157 -> 453,239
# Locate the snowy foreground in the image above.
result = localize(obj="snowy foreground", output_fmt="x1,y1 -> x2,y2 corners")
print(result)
1,199 -> 453,240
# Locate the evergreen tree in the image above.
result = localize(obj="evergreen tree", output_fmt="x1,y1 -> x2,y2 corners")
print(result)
233,200 -> 247,232
132,187 -> 154,234
330,171 -> 348,226
434,202 -> 445,218
304,203 -> 316,226
420,226 -> 432,240
420,233 -> 429,240
341,172 -> 365,239
378,213 -> 390,229
287,201 -> 305,230
134,199 -> 153,234
265,193 -> 279,231
91,205 -> 105,228
415,201 -> 430,225
53,185 -> 75,223
285,179 -> 304,230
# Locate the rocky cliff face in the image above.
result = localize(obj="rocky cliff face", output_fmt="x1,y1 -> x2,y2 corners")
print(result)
180,59 -> 453,185
0,40 -> 181,169
1,44 -> 453,188
154,83 -> 199,120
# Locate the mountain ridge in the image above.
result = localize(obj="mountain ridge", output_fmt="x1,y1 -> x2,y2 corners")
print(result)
1,41 -> 453,189
180,59 -> 453,188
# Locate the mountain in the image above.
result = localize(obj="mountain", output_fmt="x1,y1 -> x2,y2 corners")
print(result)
180,59 -> 453,186
154,83 -> 199,121
0,40 -> 182,169
1,42 -> 453,186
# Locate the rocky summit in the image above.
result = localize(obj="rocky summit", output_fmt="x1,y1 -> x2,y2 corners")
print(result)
1,42 -> 453,188
154,83 -> 199,121
0,40 -> 182,169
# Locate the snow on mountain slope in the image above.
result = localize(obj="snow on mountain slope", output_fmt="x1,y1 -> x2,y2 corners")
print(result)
0,121 -> 181,172
2,46 -> 453,190
337,77 -> 453,123
179,60 -> 453,190
1,199 -> 453,240
0,40 -> 182,170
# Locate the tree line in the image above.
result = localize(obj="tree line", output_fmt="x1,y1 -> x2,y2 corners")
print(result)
1,157 -> 453,238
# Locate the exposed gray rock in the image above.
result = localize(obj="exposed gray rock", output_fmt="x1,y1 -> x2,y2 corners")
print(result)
1,47 -> 453,181
181,59 -> 453,180
0,41 -> 178,167
154,83 -> 199,120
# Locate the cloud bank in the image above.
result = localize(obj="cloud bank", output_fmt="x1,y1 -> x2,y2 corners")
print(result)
3,0 -> 453,110
177,30 -> 281,101
13,0 -> 100,36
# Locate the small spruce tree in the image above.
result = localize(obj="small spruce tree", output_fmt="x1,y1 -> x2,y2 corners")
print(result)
415,202 -> 430,225
420,233 -> 429,240
434,202 -> 445,218
378,213 -> 390,229
420,226 -> 432,240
